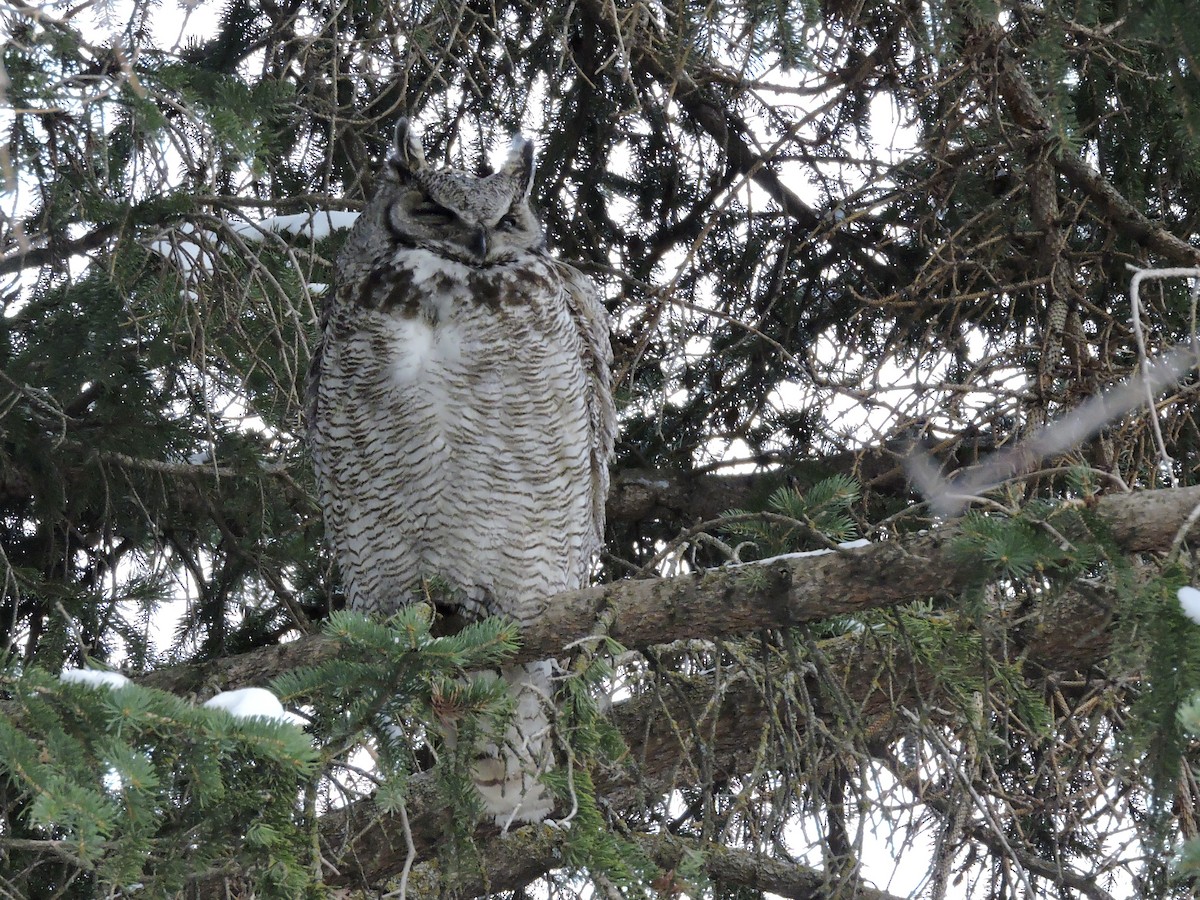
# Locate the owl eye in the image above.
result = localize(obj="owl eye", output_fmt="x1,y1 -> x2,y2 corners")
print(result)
412,202 -> 451,218
413,201 -> 454,222
497,212 -> 521,232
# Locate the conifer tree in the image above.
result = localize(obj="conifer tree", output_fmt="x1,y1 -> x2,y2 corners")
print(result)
3,0 -> 1200,896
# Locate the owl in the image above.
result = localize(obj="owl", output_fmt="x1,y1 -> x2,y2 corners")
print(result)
307,119 -> 615,824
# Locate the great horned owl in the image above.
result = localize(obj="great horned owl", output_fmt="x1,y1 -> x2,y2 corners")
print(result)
308,119 -> 615,824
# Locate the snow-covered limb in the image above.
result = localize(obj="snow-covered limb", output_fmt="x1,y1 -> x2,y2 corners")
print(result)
141,483 -> 1200,703
148,210 -> 360,278
744,537 -> 871,565
231,211 -> 360,243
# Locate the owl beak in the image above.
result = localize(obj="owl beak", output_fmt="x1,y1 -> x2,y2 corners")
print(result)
469,225 -> 489,263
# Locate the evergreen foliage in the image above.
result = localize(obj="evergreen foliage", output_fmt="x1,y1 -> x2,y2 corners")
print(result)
4,0 -> 1200,896
0,666 -> 319,896
723,475 -> 861,557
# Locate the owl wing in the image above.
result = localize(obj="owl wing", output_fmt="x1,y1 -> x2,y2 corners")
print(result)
305,235 -> 398,613
304,286 -> 360,601
553,260 -> 616,546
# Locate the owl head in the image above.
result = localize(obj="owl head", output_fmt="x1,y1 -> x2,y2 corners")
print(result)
379,118 -> 544,266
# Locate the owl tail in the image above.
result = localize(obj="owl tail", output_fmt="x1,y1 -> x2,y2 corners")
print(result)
470,659 -> 557,827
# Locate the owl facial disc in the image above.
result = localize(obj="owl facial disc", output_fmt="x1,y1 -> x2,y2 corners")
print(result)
384,119 -> 543,266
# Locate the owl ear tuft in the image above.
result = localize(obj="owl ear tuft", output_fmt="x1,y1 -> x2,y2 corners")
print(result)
390,118 -> 426,177
502,135 -> 535,199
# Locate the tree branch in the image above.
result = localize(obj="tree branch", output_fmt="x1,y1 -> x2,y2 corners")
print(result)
979,20 -> 1200,266
389,829 -> 909,900
0,222 -> 121,278
637,833 -> 908,900
141,483 -> 1200,700
608,431 -> 1004,525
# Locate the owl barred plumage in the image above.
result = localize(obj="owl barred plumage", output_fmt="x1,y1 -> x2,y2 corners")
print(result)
308,119 -> 615,823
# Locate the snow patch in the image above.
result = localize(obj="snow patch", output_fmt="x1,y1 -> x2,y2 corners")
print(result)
1179,586 -> 1200,625
746,538 -> 871,566
148,225 -> 211,278
203,687 -> 306,727
149,210 -> 359,278
60,668 -> 132,690
232,210 -> 359,243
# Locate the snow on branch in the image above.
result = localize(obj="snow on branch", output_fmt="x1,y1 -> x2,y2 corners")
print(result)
203,686 -> 307,727
147,210 -> 359,278
62,668 -> 306,727
60,667 -> 132,690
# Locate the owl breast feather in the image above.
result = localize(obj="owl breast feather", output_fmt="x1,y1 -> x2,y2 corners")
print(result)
380,249 -> 554,384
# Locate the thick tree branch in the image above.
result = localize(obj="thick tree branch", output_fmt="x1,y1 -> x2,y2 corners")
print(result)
161,481 -> 1197,895
391,829 -> 908,900
0,223 -> 123,278
141,483 -> 1200,700
609,432 -> 1005,525
178,479 -> 1177,895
